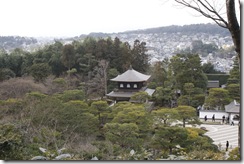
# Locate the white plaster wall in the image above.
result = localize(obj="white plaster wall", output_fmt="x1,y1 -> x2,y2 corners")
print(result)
199,110 -> 228,120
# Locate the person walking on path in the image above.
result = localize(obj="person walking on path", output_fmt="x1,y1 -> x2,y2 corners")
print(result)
204,115 -> 207,122
222,115 -> 225,124
226,141 -> 229,151
226,116 -> 230,124
212,114 -> 215,122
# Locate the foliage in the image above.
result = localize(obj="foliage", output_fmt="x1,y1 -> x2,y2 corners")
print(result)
103,123 -> 142,150
226,56 -> 240,102
151,126 -> 188,155
26,91 -> 47,100
0,88 -> 228,160
56,89 -> 85,102
0,68 -> 16,81
130,91 -> 150,103
131,40 -> 149,73
0,98 -> 23,118
149,61 -> 167,87
51,78 -> 68,93
107,68 -> 119,93
111,103 -> 152,135
227,147 -> 240,160
153,86 -> 174,107
151,108 -> 179,126
90,101 -> 111,127
0,37 -> 150,98
177,83 -> 205,108
186,150 -> 224,160
226,84 -> 240,102
169,54 -> 207,92
174,105 -> 197,127
91,140 -> 116,160
184,128 -> 218,152
58,100 -> 99,135
30,63 -> 51,82
0,33 -> 237,160
227,56 -> 240,84
202,62 -> 225,74
61,44 -> 76,71
204,88 -> 231,110
0,124 -> 24,160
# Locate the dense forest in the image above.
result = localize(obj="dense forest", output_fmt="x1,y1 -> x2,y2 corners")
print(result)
0,37 -> 149,99
0,36 -> 240,160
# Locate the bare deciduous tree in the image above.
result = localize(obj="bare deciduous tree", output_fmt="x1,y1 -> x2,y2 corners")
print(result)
173,0 -> 241,155
85,60 -> 109,99
174,0 -> 240,59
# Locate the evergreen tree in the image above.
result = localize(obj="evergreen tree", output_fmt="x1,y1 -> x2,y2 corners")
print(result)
169,54 -> 207,93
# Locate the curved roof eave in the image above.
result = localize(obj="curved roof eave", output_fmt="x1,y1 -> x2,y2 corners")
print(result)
110,69 -> 151,82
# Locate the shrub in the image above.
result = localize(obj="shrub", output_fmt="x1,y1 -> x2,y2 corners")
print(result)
55,89 -> 85,102
0,77 -> 48,100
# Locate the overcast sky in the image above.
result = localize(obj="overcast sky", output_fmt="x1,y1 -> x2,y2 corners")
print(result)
0,0 -> 232,37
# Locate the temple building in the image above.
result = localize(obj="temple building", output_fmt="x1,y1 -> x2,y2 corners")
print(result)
106,66 -> 155,102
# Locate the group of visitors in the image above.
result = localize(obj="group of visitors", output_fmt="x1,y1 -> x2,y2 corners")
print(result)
222,115 -> 231,124
204,114 -> 234,125
204,114 -> 216,122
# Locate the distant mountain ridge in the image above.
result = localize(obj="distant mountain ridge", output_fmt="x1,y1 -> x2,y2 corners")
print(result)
122,23 -> 229,35
86,23 -> 230,38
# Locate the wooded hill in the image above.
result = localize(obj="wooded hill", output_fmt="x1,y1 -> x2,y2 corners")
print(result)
84,23 -> 230,39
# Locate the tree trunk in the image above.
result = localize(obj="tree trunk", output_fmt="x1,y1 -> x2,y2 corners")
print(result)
226,0 -> 240,58
169,147 -> 172,155
183,118 -> 186,128
226,0 -> 240,155
164,119 -> 167,125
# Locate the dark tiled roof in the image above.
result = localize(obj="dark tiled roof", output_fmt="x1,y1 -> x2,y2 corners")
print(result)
111,68 -> 150,82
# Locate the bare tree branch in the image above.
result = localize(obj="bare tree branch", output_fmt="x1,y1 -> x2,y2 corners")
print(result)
226,0 -> 240,58
175,0 -> 228,28
174,0 -> 241,156
174,0 -> 240,56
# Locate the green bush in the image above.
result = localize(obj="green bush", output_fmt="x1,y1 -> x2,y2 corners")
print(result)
0,124 -> 24,160
56,90 -> 85,102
